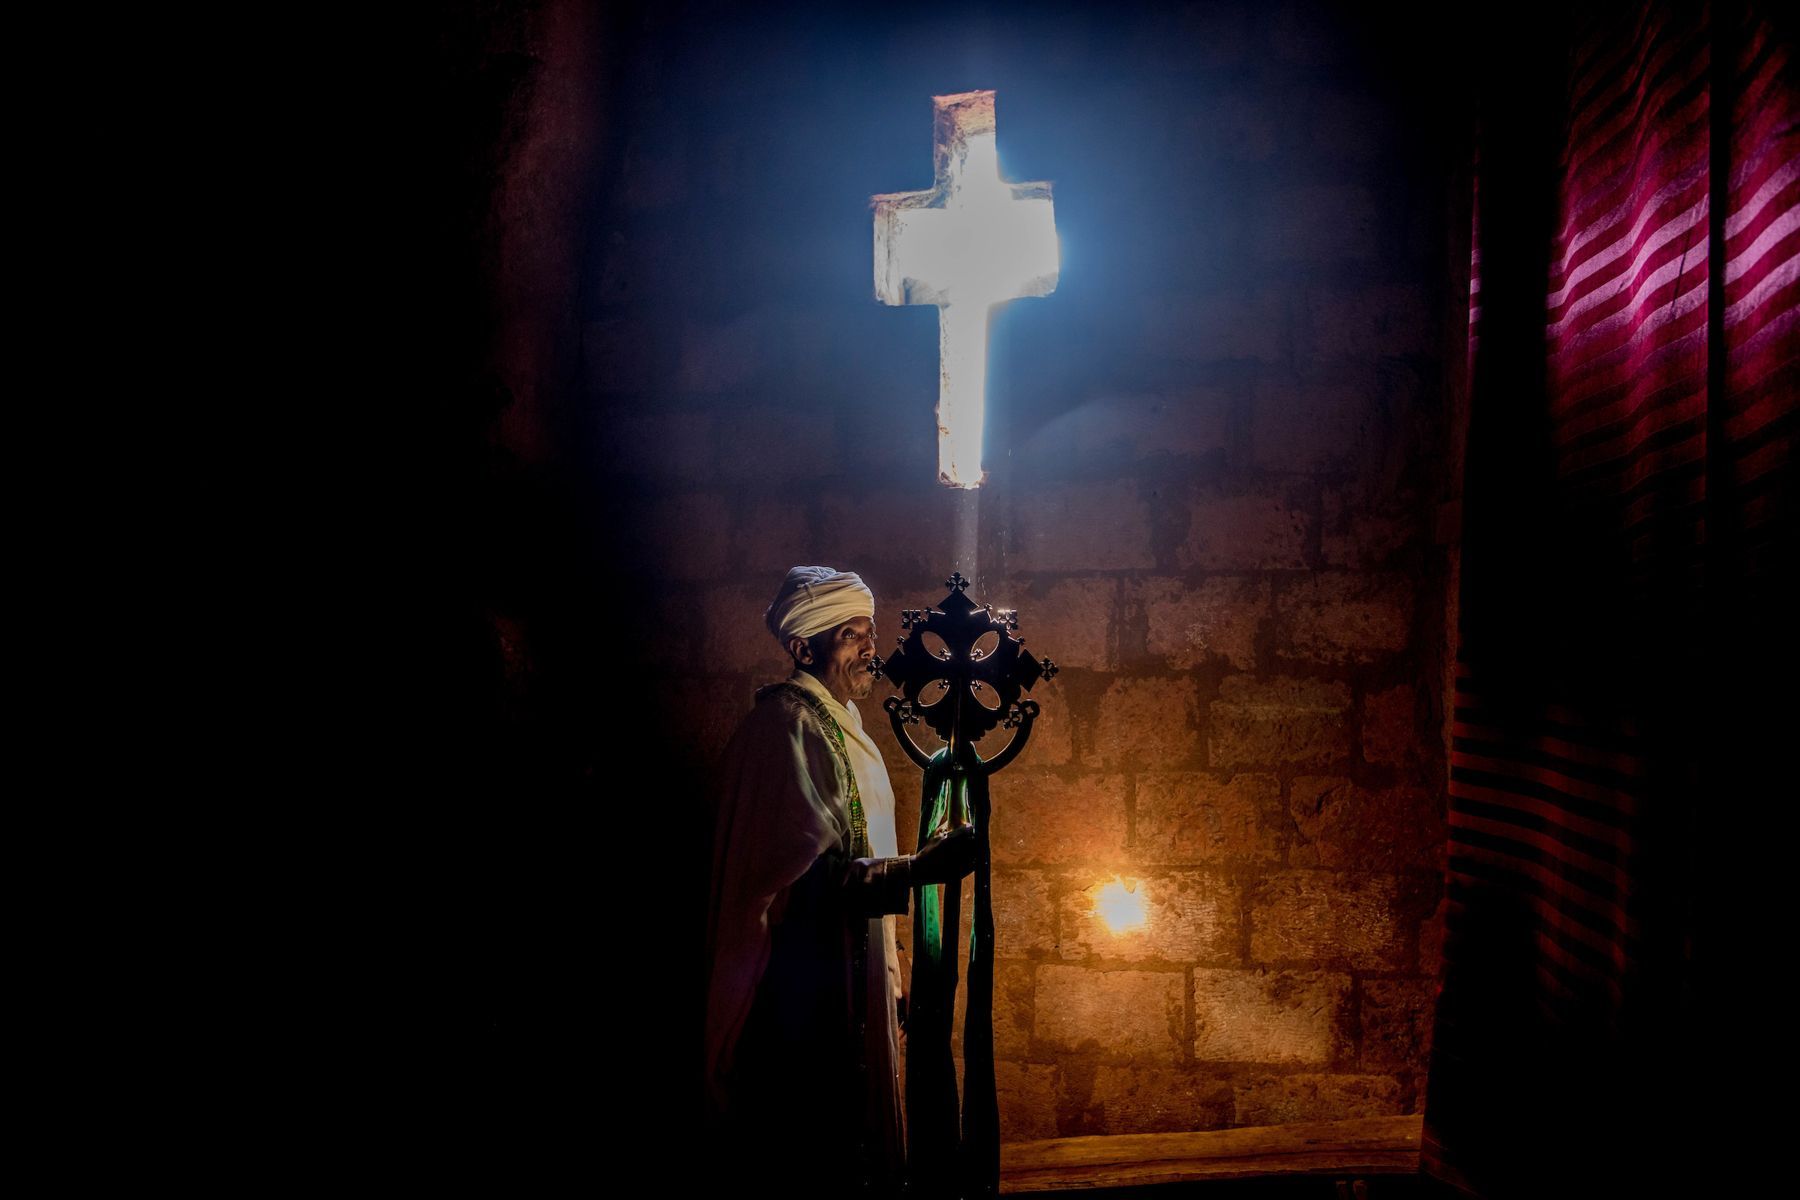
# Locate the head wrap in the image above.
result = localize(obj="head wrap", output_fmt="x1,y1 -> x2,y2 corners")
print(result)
765,566 -> 874,646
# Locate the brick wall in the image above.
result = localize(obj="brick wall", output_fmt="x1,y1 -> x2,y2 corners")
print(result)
552,1 -> 1463,1142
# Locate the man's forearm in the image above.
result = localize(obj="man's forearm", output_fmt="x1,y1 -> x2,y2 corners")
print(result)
840,856 -> 913,917
838,825 -> 978,917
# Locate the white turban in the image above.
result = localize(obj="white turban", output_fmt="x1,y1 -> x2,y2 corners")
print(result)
765,566 -> 874,645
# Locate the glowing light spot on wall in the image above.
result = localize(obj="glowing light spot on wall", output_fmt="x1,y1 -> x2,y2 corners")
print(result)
1093,876 -> 1147,935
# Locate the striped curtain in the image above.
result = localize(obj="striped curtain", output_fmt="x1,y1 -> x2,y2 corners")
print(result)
1423,3 -> 1795,1195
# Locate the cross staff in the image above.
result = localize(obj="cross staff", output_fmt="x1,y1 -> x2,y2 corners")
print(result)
873,572 -> 1058,1199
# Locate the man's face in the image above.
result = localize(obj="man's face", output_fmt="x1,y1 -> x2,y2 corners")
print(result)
816,615 -> 878,701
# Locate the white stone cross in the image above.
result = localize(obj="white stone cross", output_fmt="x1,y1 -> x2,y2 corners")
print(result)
873,90 -> 1059,488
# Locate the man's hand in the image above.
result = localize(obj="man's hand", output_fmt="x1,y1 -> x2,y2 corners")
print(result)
911,824 -> 978,886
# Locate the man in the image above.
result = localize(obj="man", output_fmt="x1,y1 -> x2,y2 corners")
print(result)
703,566 -> 976,1197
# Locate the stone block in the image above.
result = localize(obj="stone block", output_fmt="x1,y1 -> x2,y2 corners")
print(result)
1141,576 -> 1270,670
633,592 -> 694,671
1034,965 -> 1186,1063
1419,897 -> 1447,979
876,724 -> 927,815
1016,390 -> 1233,471
702,580 -> 791,676
1209,676 -> 1353,767
1173,5 -> 1252,70
990,772 -> 1129,866
1059,872 -> 1240,965
1288,777 -> 1443,872
584,317 -> 652,393
1298,282 -> 1432,361
1265,1 -> 1353,65
677,311 -> 767,394
1010,480 -> 1156,573
1134,772 -> 1283,865
1003,577 -> 1119,671
1053,1060 -> 1102,1136
1253,184 -> 1378,263
1250,374 -> 1381,473
1138,288 -> 1286,365
1361,683 -> 1420,766
716,404 -> 836,483
1192,968 -> 1351,1065
1092,677 -> 1204,769
1322,486 -> 1419,567
593,229 -> 637,307
1233,1073 -> 1404,1126
601,411 -> 712,482
817,485 -> 968,581
994,869 -> 1058,957
1128,388 -> 1236,462
634,493 -> 731,581
1076,1065 -> 1235,1135
620,130 -> 685,209
729,497 -> 812,575
1250,871 -> 1407,969
996,1062 -> 1059,1142
994,960 -> 1034,1060
1183,94 -> 1277,163
1361,976 -> 1437,1071
1299,92 -> 1394,163
1015,676 -> 1074,767
1177,485 -> 1311,571
1274,572 -> 1412,664
659,681 -> 748,765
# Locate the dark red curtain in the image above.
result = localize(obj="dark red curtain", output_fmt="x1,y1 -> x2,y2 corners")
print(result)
1423,2 -> 1795,1195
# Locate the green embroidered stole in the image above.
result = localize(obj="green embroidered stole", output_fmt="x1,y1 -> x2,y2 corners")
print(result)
780,682 -> 871,859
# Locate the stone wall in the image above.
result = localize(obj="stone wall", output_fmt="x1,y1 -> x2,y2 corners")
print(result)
493,0 -> 1467,1142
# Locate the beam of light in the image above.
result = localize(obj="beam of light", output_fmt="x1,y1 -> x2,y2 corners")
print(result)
1093,876 -> 1147,935
936,302 -> 991,489
951,486 -> 980,599
873,92 -> 1059,488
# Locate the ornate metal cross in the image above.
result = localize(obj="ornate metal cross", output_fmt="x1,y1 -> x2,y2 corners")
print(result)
872,571 -> 1057,1199
872,90 -> 1060,489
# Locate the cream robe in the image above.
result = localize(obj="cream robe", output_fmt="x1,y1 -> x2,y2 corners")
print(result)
703,669 -> 907,1186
